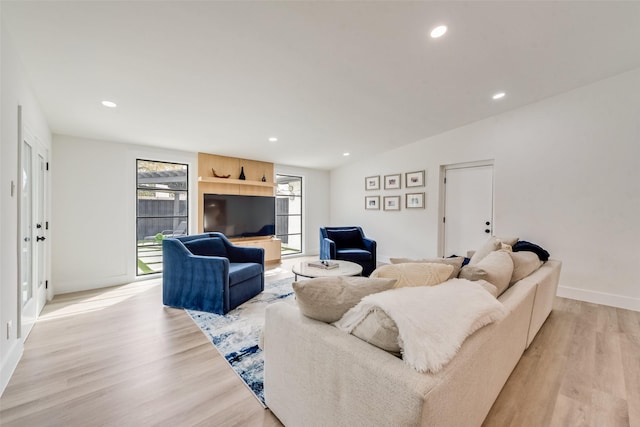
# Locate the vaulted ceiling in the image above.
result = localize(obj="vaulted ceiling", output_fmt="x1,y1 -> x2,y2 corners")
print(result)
3,1 -> 640,169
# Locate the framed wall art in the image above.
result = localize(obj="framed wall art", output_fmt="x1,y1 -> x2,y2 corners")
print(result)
365,175 -> 380,191
405,170 -> 425,188
406,192 -> 425,209
383,195 -> 401,211
365,196 -> 380,210
384,174 -> 401,190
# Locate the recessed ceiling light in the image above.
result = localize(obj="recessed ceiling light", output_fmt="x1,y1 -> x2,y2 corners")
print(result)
492,92 -> 506,100
430,25 -> 447,38
101,100 -> 117,108
268,137 -> 278,142
343,152 -> 350,157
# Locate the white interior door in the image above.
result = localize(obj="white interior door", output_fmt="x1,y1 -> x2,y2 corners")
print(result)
35,150 -> 48,313
442,163 -> 494,257
19,126 -> 48,338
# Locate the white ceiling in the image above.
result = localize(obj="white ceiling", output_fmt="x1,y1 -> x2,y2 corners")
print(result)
3,1 -> 640,170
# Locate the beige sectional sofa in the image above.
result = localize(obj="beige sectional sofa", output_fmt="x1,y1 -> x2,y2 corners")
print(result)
263,259 -> 562,427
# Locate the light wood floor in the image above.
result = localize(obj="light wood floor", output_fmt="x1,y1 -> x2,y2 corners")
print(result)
484,297 -> 640,427
1,258 -> 639,426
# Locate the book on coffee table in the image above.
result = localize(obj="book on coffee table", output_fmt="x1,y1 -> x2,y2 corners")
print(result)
307,260 -> 339,270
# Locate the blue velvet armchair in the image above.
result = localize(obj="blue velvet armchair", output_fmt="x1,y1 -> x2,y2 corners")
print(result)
162,233 -> 264,314
319,226 -> 377,276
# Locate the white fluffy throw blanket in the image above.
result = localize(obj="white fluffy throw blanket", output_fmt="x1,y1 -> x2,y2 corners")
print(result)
335,278 -> 508,373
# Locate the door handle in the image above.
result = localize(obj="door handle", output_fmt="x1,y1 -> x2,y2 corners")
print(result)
36,236 -> 46,242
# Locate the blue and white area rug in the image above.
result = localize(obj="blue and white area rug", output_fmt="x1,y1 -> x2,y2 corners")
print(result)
187,275 -> 295,407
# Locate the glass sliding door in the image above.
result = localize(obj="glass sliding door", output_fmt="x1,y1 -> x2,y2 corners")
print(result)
276,174 -> 302,255
136,160 -> 188,275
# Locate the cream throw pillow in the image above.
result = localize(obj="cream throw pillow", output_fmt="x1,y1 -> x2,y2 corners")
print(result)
469,236 -> 519,265
459,250 -> 514,296
468,237 -> 502,265
497,236 -> 519,246
509,251 -> 543,285
371,263 -> 453,288
389,257 -> 464,280
292,276 -> 396,323
351,308 -> 401,355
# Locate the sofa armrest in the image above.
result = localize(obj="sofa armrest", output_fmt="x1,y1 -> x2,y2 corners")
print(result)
362,237 -> 376,256
525,259 -> 562,347
264,302 -> 436,427
320,237 -> 336,259
226,244 -> 264,265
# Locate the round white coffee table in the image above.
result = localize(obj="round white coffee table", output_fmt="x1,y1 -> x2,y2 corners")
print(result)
292,260 -> 363,280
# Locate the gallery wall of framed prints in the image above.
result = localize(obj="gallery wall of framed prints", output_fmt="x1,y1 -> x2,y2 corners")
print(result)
364,169 -> 426,211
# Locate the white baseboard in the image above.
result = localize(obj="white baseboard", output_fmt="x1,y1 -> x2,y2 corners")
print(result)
1,340 -> 23,397
557,285 -> 640,312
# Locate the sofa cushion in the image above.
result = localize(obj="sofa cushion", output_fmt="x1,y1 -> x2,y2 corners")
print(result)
497,236 -> 519,246
389,256 -> 464,280
351,308 -> 401,355
512,240 -> 550,261
326,228 -> 364,249
228,262 -> 262,285
370,263 -> 453,288
336,248 -> 372,261
292,276 -> 396,323
475,279 -> 499,297
183,237 -> 227,257
509,251 -> 544,285
468,237 -> 502,265
459,250 -> 514,296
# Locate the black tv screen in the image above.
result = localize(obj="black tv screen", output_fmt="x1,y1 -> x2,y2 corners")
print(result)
203,194 -> 275,238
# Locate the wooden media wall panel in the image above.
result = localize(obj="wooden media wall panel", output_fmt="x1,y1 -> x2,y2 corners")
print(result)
197,152 -> 281,264
231,237 -> 282,265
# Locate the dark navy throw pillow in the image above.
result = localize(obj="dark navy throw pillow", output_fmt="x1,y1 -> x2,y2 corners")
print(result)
447,254 -> 471,266
512,240 -> 550,261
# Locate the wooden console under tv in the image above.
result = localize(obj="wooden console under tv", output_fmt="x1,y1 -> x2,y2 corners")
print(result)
230,237 -> 281,265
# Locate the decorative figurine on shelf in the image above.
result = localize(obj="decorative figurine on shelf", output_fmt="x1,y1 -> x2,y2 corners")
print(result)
211,168 -> 230,178
239,166 -> 246,180
261,173 -> 267,182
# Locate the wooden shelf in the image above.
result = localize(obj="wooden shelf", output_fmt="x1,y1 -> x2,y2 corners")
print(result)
198,176 -> 276,188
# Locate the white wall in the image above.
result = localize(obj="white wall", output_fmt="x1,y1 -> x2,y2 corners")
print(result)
275,164 -> 330,256
1,25 -> 52,394
330,68 -> 640,312
51,138 -> 332,293
52,135 -> 197,294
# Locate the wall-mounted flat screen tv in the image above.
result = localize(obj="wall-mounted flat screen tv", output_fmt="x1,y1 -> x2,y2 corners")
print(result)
203,194 -> 275,238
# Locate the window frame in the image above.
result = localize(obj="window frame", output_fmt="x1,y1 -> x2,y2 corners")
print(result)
275,174 -> 303,256
136,159 -> 189,276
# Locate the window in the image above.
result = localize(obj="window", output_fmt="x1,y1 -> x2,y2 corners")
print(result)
276,174 -> 302,255
136,160 -> 188,275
